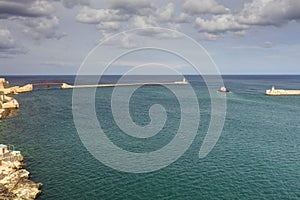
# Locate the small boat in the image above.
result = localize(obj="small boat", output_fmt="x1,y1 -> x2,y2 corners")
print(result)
219,86 -> 230,93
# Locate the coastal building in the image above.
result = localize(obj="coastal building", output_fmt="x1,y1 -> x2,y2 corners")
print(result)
0,78 -> 9,89
0,144 -> 8,155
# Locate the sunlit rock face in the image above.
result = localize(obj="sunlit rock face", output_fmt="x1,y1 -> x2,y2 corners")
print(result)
0,149 -> 42,200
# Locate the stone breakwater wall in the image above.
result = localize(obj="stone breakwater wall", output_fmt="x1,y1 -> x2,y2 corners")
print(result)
266,89 -> 300,96
0,150 -> 42,200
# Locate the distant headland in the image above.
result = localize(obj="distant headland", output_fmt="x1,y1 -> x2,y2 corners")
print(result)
0,78 -> 32,119
0,79 -> 42,199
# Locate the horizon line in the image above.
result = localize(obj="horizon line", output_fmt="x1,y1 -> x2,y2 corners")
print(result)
2,73 -> 300,76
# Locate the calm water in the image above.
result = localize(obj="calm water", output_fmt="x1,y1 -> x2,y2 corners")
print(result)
0,75 -> 299,199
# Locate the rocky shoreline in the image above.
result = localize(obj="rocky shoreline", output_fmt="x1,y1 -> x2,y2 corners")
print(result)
0,78 -> 32,120
0,78 -> 41,199
0,148 -> 42,200
0,109 -> 11,119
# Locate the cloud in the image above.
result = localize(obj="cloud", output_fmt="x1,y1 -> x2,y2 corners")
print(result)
76,1 -> 189,41
127,26 -> 183,40
156,3 -> 175,22
234,30 -> 246,36
183,0 -> 229,15
238,0 -> 300,26
175,12 -> 193,23
0,29 -> 15,49
21,16 -> 66,40
75,2 -> 182,39
0,0 -> 54,18
40,60 -> 77,68
100,26 -> 183,50
0,48 -> 27,58
263,41 -> 273,48
202,33 -> 218,41
195,14 -> 248,34
120,33 -> 137,48
61,0 -> 90,8
129,15 -> 157,29
108,0 -> 152,12
0,29 -> 27,58
0,0 -> 66,41
76,6 -> 129,24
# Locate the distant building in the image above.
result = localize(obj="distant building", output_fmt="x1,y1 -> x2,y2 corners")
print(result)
0,78 -> 10,89
0,144 -> 8,155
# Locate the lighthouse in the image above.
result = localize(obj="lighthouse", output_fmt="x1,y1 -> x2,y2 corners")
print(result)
271,85 -> 275,91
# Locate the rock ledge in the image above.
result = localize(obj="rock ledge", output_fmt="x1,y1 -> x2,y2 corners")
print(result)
0,149 -> 42,200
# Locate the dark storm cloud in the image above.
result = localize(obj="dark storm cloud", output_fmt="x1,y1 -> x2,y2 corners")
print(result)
0,29 -> 27,58
0,0 -> 54,18
0,0 -> 91,19
0,29 -> 14,48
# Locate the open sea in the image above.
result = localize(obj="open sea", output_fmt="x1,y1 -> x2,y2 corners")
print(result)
0,75 -> 299,199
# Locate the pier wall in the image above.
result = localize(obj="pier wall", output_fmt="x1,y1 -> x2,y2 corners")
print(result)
266,89 -> 300,96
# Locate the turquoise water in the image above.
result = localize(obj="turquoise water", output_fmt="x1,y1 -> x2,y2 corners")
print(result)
0,76 -> 299,199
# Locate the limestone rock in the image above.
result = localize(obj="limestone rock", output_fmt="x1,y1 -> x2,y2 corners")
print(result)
0,151 -> 42,200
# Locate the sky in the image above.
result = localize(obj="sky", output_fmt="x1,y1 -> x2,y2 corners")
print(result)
0,0 -> 300,75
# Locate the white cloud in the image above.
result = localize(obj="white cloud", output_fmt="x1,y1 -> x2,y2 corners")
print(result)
28,0 -> 55,16
183,0 -> 229,15
76,6 -> 129,24
130,16 -> 149,28
76,3 -> 182,40
129,15 -> 158,29
195,14 -> 248,33
238,0 -> 300,26
176,12 -> 192,23
120,33 -> 137,48
156,30 -> 182,39
21,16 -> 66,40
202,33 -> 218,41
156,3 -> 175,22
234,30 -> 246,36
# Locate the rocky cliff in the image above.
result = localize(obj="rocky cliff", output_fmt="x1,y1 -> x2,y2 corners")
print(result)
0,151 -> 42,200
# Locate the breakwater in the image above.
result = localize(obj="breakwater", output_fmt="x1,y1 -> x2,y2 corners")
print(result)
61,79 -> 188,89
266,85 -> 300,96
